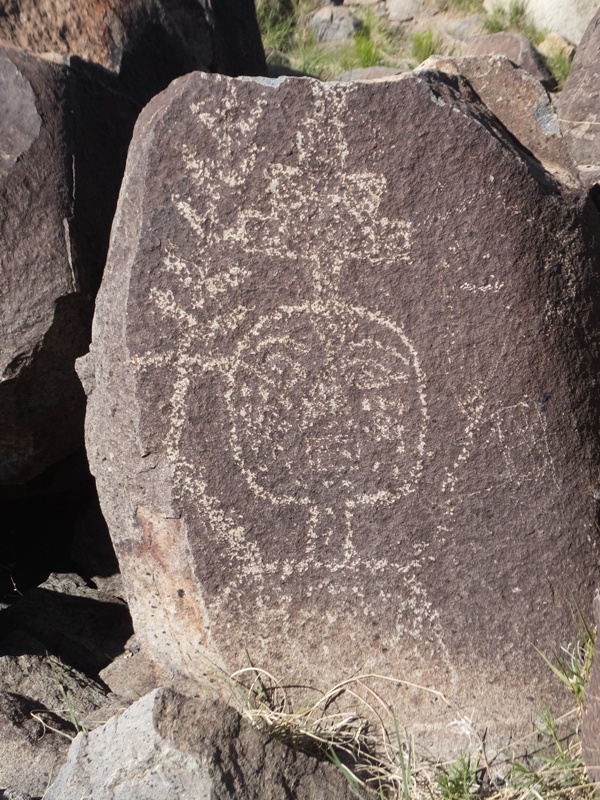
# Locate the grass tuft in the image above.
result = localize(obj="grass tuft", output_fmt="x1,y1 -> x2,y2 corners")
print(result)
411,29 -> 444,63
435,751 -> 479,800
483,0 -> 544,43
540,48 -> 572,90
437,0 -> 485,11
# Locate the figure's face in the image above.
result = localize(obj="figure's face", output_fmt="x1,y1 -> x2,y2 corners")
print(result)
225,302 -> 426,505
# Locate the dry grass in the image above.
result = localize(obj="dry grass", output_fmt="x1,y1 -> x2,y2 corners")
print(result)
224,623 -> 597,799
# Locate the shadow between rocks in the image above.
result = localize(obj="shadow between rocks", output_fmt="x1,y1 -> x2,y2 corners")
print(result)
0,586 -> 133,678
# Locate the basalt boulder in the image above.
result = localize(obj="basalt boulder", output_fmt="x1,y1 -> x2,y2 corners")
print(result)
0,0 -> 266,105
44,688 -> 356,800
81,71 -> 600,759
419,54 -> 580,187
0,46 -> 137,484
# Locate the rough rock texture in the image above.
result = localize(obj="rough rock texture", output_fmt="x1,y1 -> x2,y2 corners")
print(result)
0,631 -> 108,722
419,55 -> 580,187
45,688 -> 355,800
0,46 -> 138,484
82,71 -> 600,759
461,33 -> 550,83
0,790 -> 34,800
99,636 -> 160,702
557,9 -> 600,189
0,0 -> 266,105
0,691 -> 73,796
482,0 -> 598,45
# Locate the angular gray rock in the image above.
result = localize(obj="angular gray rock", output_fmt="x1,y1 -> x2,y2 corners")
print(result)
482,0 -> 598,45
386,0 -> 424,22
557,9 -> 600,189
460,32 -> 550,83
0,790 -> 34,800
418,54 -> 580,187
45,688 -> 356,800
98,636 -> 160,702
310,6 -> 360,42
0,691 -> 73,797
0,46 -> 137,484
82,71 -> 600,759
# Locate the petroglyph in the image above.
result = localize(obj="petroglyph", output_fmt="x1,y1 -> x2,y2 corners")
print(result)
86,70 -> 600,760
129,79 -> 448,655
224,301 -> 426,505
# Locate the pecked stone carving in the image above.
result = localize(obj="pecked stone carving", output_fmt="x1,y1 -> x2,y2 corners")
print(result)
82,71 -> 600,758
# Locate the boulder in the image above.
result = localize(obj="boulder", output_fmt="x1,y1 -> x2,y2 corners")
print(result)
0,632 -> 108,723
98,636 -> 160,702
310,6 -> 361,42
81,71 -> 600,759
338,65 -> 407,80
460,32 -> 550,83
557,9 -> 600,189
0,691 -> 73,797
482,0 -> 598,45
0,0 -> 266,105
387,0 -> 424,22
418,54 -> 580,187
536,32 -> 576,63
441,14 -> 486,43
0,790 -> 34,800
44,688 -> 356,800
0,46 -> 138,484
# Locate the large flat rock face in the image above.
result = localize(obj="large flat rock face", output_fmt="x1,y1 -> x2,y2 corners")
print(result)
83,72 -> 600,757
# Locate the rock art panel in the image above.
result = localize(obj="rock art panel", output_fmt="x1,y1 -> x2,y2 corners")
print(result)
83,72 -> 600,758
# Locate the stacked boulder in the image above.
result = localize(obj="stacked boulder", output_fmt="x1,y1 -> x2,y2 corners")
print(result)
0,0 -> 265,485
0,1 -> 266,796
6,0 -> 600,797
